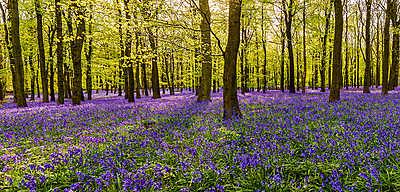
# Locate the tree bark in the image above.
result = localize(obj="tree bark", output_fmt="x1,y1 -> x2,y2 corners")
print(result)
48,25 -> 56,102
86,4 -> 93,100
363,0 -> 372,93
55,0 -> 64,104
0,44 -> 4,101
223,0 -> 242,120
170,52 -> 175,95
197,0 -> 212,101
329,0 -> 343,102
69,2 -> 85,105
321,2 -> 332,92
1,2 -> 17,102
9,0 -> 27,107
376,15 -> 381,88
124,0 -> 135,102
284,0 -> 296,93
389,0 -> 399,90
382,0 -> 391,95
302,0 -> 307,93
29,55 -> 35,100
35,0 -> 49,102
148,29 -> 161,99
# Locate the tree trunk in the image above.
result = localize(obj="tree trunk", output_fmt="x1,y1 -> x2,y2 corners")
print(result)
29,55 -> 35,100
363,0 -> 372,93
48,26 -> 56,102
197,0 -> 212,101
382,0 -> 391,95
0,44 -> 4,101
344,1 -> 349,90
302,0 -> 307,93
329,0 -> 343,102
376,15 -> 381,88
9,0 -> 27,107
135,35 -> 141,99
124,0 -> 135,102
389,0 -> 399,90
148,29 -> 161,99
69,2 -> 85,105
36,67 -> 40,98
142,53 -> 149,97
280,31 -> 285,92
35,0 -> 49,102
170,52 -> 175,95
284,0 -> 295,93
223,0 -> 242,120
55,0 -> 64,104
0,4 -> 14,101
86,4 -> 93,100
321,2 -> 332,92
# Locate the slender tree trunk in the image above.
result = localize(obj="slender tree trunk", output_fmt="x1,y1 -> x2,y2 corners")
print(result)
198,0 -> 212,101
48,27 -> 56,102
302,0 -> 307,93
329,0 -> 343,102
135,33 -> 141,99
55,0 -> 64,104
344,1 -> 349,90
124,0 -> 135,102
170,52 -> 175,95
142,54 -> 149,96
389,0 -> 399,90
0,45 -> 4,101
296,48 -> 300,91
280,30 -> 285,92
382,0 -> 391,95
86,4 -> 93,100
29,56 -> 35,100
223,0 -> 242,120
328,39 -> 333,89
36,67 -> 40,98
148,29 -> 161,99
35,0 -> 49,102
284,0 -> 296,93
9,0 -> 27,107
363,0 -> 372,93
376,15 -> 381,88
0,4 -> 13,101
321,2 -> 332,92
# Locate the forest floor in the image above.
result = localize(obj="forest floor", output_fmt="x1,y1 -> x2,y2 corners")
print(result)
0,89 -> 399,191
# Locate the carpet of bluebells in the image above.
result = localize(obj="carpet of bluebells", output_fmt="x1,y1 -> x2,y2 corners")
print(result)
0,89 -> 400,192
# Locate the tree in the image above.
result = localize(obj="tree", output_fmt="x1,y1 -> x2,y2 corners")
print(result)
0,44 -> 4,101
389,0 -> 399,90
69,1 -> 86,105
223,0 -> 242,120
283,0 -> 296,93
197,0 -> 212,101
382,0 -> 391,95
56,0 -> 64,104
86,4 -> 93,100
148,29 -> 161,99
48,23 -> 56,102
9,0 -> 27,107
35,0 -> 49,102
124,0 -> 135,103
329,0 -> 343,102
363,0 -> 372,93
1,3 -> 17,101
302,0 -> 306,93
321,1 -> 332,92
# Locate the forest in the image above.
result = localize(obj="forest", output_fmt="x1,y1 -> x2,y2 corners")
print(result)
0,0 -> 400,191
